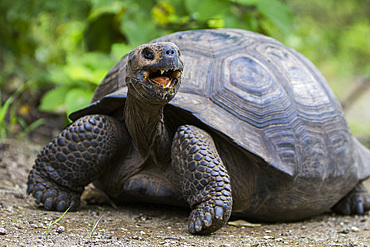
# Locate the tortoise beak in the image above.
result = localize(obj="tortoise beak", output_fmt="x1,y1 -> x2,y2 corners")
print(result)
144,69 -> 182,89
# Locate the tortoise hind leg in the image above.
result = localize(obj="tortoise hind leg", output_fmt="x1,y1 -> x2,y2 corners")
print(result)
27,114 -> 129,211
171,125 -> 233,235
332,182 -> 370,215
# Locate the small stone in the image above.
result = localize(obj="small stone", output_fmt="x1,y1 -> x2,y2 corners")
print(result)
30,224 -> 38,229
351,226 -> 360,232
57,226 -> 65,233
337,229 -> 349,234
0,227 -> 6,235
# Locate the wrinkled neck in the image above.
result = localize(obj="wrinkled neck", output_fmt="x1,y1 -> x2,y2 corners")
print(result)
124,89 -> 170,158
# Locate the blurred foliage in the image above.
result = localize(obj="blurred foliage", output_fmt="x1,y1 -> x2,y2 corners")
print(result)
284,0 -> 370,137
0,80 -> 44,140
0,0 -> 292,120
285,0 -> 370,92
0,0 -> 369,139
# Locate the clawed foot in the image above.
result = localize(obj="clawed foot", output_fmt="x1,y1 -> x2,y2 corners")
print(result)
188,200 -> 232,235
27,169 -> 81,212
332,183 -> 370,215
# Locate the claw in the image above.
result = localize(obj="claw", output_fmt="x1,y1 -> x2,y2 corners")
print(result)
34,191 -> 43,204
355,202 -> 364,215
44,197 -> 54,210
27,185 -> 33,194
189,222 -> 195,234
57,201 -> 68,212
215,207 -> 223,219
195,218 -> 202,232
204,212 -> 212,227
332,183 -> 370,215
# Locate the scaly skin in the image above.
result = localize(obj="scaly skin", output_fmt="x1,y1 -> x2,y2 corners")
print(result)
27,114 -> 127,211
171,125 -> 233,235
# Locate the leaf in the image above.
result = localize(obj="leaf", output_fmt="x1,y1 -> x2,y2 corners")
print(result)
58,21 -> 86,52
48,66 -> 74,86
111,43 -> 134,61
0,92 -> 12,125
207,18 -> 225,28
64,88 -> 93,116
80,52 -> 114,71
184,0 -> 199,14
88,0 -> 125,21
152,2 -> 175,26
16,118 -> 45,140
64,53 -> 114,85
39,86 -> 70,113
121,19 -> 157,46
185,0 -> 230,21
120,3 -> 157,46
0,81 -> 29,124
228,219 -> 261,228
257,0 -> 293,34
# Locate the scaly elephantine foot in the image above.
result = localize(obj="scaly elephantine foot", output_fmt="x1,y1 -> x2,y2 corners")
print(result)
188,198 -> 232,235
172,125 -> 233,234
27,115 -> 126,211
332,182 -> 370,215
27,170 -> 81,211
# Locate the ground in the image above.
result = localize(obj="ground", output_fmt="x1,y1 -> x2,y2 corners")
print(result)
0,139 -> 369,246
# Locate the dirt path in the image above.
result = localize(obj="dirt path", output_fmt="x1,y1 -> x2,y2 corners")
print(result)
0,139 -> 369,246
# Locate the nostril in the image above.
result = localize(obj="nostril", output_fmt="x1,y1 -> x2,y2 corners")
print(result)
164,48 -> 176,57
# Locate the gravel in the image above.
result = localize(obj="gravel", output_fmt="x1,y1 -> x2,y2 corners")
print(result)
0,139 -> 369,246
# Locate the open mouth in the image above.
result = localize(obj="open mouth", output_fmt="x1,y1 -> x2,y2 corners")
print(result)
144,69 -> 181,88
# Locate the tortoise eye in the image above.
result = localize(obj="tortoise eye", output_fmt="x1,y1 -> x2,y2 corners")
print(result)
143,48 -> 154,60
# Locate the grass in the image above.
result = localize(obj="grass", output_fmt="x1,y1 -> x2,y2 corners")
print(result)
87,214 -> 104,239
42,206 -> 104,238
0,80 -> 44,141
45,207 -> 70,234
0,89 -> 17,140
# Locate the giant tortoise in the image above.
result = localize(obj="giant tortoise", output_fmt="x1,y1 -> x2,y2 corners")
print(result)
27,29 -> 370,235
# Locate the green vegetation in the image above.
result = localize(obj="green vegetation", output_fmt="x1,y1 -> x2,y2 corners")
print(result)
284,0 -> 370,138
0,0 -> 369,139
46,207 -> 70,234
0,80 -> 44,141
87,214 -> 104,239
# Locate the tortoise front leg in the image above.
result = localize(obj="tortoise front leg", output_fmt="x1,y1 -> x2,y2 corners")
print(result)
171,125 -> 233,235
27,114 -> 129,212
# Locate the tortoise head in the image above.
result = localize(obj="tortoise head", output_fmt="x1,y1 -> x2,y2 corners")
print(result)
126,42 -> 184,104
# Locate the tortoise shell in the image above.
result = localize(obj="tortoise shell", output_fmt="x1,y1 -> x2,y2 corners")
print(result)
70,29 -> 370,220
